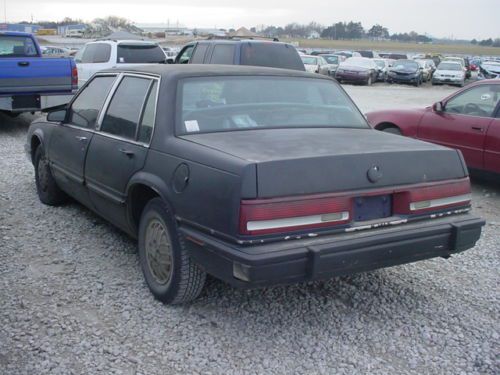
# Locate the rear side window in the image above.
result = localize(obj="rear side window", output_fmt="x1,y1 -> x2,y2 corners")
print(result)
210,45 -> 235,64
81,43 -> 111,63
100,76 -> 153,139
138,81 -> 158,143
69,75 -> 116,128
117,44 -> 165,63
0,35 -> 37,57
240,43 -> 305,71
190,44 -> 209,64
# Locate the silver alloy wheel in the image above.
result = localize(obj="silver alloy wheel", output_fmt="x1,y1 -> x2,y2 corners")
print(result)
145,218 -> 173,285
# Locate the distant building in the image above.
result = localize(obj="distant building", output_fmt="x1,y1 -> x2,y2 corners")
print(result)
194,28 -> 226,37
164,27 -> 192,36
0,23 -> 42,33
57,24 -> 87,36
307,31 -> 321,39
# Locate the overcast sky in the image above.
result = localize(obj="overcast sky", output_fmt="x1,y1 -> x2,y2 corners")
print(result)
3,0 -> 499,40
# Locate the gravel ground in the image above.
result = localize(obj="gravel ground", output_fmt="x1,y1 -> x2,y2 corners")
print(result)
1,84 -> 499,375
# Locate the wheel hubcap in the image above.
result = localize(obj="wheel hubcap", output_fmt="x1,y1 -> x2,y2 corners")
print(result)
145,218 -> 173,285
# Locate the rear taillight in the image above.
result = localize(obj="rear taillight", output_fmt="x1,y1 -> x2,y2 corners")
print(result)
71,66 -> 78,87
239,196 -> 351,235
394,179 -> 471,214
239,178 -> 472,236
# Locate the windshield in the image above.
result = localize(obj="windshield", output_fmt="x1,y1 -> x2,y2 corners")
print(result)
177,76 -> 368,135
301,56 -> 317,65
392,60 -> 419,70
116,44 -> 165,63
0,35 -> 38,57
438,62 -> 461,71
240,43 -> 305,71
323,55 -> 338,64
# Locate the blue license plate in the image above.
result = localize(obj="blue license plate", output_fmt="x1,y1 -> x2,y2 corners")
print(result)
353,195 -> 392,222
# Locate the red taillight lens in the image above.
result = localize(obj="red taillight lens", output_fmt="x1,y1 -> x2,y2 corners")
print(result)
394,179 -> 471,214
71,66 -> 78,87
239,196 -> 351,235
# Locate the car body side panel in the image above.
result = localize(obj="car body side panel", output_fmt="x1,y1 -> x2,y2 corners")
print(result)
367,109 -> 425,138
141,149 -> 247,236
484,118 -> 500,174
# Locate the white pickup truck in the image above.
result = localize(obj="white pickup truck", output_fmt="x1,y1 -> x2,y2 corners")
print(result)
75,40 -> 167,87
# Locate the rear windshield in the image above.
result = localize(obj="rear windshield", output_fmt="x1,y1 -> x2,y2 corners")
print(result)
117,44 -> 165,63
240,43 -> 305,71
301,56 -> 317,65
323,55 -> 339,64
0,35 -> 38,57
438,62 -> 461,71
177,76 -> 368,135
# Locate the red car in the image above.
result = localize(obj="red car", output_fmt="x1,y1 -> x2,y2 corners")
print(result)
367,80 -> 500,177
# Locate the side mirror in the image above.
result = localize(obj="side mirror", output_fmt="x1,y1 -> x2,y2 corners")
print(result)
47,109 -> 67,122
433,102 -> 444,112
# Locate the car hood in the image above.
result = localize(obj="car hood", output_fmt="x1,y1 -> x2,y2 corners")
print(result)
181,128 -> 466,198
436,69 -> 463,75
338,65 -> 369,72
390,67 -> 418,73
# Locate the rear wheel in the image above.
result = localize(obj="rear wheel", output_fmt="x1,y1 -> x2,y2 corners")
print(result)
34,146 -> 67,205
138,198 -> 206,304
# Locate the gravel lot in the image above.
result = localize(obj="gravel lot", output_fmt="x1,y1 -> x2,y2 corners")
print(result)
1,84 -> 499,375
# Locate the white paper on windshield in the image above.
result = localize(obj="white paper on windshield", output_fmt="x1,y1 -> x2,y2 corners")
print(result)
185,120 -> 200,132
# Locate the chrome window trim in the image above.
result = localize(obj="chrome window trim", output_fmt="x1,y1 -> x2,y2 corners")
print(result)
95,72 -> 161,147
64,73 -> 119,130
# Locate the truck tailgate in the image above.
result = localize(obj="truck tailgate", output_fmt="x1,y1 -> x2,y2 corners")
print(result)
0,58 -> 74,95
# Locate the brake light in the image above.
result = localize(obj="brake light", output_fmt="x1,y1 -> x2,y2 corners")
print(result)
394,179 -> 471,214
71,66 -> 78,87
239,196 -> 351,235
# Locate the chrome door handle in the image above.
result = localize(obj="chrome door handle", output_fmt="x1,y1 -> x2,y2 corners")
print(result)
75,136 -> 87,141
471,126 -> 484,132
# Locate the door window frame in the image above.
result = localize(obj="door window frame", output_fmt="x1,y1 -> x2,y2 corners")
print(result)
95,72 -> 160,147
63,73 -> 119,132
443,84 -> 498,119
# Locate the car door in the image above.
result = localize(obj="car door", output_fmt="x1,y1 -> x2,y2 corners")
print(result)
417,84 -> 497,170
484,96 -> 500,174
48,74 -> 118,207
85,74 -> 159,231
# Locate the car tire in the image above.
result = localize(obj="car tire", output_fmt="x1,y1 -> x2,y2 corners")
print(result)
138,198 -> 206,304
34,146 -> 67,206
382,127 -> 402,136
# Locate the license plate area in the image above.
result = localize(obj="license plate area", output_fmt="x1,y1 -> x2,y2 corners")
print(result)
12,95 -> 40,110
353,194 -> 392,222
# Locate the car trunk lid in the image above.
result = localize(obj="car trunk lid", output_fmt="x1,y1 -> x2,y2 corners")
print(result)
180,128 -> 467,199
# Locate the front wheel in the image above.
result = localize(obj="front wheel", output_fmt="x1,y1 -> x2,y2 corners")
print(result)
382,127 -> 402,136
138,198 -> 206,304
34,146 -> 67,205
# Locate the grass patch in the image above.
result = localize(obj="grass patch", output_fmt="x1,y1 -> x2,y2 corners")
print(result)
286,38 -> 500,56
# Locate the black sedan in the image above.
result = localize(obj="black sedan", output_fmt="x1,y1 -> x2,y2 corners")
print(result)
26,65 -> 484,304
387,59 -> 424,86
